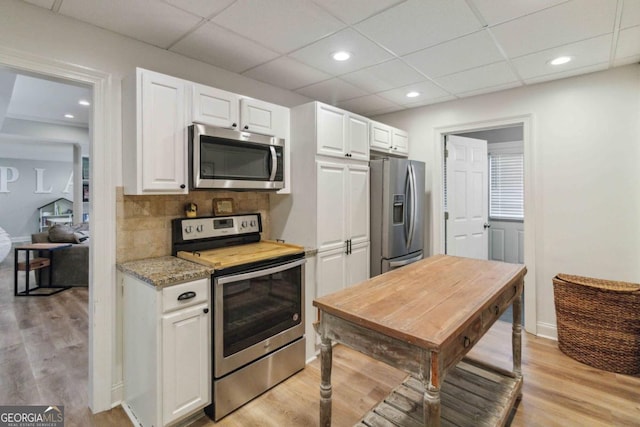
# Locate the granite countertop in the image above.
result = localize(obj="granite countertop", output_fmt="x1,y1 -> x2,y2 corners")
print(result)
117,256 -> 214,288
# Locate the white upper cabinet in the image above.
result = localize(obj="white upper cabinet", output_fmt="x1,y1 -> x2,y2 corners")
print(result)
392,128 -> 409,156
192,85 -> 288,139
192,84 -> 240,129
316,103 -> 369,161
370,120 -> 409,157
370,121 -> 392,152
122,68 -> 188,195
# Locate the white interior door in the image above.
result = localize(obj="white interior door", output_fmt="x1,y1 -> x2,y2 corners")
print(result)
445,135 -> 488,259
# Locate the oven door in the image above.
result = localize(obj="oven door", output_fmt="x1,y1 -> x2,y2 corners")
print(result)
213,258 -> 305,378
191,124 -> 284,190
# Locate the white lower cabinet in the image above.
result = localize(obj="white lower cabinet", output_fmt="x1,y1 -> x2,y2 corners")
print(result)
123,275 -> 211,427
316,242 -> 370,298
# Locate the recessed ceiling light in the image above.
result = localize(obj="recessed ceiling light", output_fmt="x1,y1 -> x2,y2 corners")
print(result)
406,91 -> 420,98
549,56 -> 572,66
64,114 -> 75,119
78,99 -> 91,106
332,51 -> 351,61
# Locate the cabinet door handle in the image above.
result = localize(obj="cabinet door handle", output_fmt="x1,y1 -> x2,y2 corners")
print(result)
180,184 -> 186,189
244,125 -> 249,130
177,291 -> 196,301
463,336 -> 471,348
232,123 -> 237,127
203,308 -> 209,314
345,240 -> 349,254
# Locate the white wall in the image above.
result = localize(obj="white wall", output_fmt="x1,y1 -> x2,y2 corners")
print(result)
375,64 -> 640,336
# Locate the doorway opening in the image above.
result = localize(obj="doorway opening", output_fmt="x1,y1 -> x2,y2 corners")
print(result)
434,115 -> 536,335
0,46 -> 115,412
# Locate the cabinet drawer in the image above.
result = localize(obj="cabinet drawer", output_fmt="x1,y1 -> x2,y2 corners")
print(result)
162,278 -> 209,313
481,281 -> 522,328
443,316 -> 482,373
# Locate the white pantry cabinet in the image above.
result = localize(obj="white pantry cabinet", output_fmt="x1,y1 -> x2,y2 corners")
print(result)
316,103 -> 369,161
316,242 -> 370,298
316,160 -> 369,252
370,120 -> 409,157
123,275 -> 210,427
192,84 -> 288,139
123,68 -> 189,195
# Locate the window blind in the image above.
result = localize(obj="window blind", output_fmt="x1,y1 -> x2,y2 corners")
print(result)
489,153 -> 524,220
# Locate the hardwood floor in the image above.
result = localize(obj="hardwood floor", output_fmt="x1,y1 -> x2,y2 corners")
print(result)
2,256 -> 639,426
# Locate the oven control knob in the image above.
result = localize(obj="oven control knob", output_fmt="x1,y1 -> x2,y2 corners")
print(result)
241,221 -> 248,228
196,224 -> 204,233
250,220 -> 257,227
185,225 -> 193,234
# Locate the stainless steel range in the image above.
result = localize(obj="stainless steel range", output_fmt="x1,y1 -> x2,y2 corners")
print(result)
172,213 -> 306,421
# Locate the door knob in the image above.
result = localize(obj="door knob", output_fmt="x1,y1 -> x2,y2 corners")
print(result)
484,223 -> 491,229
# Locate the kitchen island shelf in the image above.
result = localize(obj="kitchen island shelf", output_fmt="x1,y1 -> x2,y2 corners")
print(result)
356,358 -> 522,427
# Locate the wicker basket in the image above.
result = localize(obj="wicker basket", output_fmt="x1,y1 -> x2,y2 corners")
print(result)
553,274 -> 640,375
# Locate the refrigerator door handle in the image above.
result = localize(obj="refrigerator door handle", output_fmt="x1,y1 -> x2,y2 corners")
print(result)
406,164 -> 417,250
404,165 -> 411,246
389,253 -> 423,268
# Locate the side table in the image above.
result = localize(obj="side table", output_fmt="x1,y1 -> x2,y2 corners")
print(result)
14,243 -> 72,296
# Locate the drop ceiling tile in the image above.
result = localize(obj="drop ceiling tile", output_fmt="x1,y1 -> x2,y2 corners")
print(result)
336,94 -> 400,115
491,0 -> 617,58
312,0 -> 405,24
614,54 -> 640,67
242,57 -> 331,90
457,81 -> 522,99
295,78 -> 367,104
615,25 -> 640,60
469,0 -> 569,26
369,105 -> 405,116
162,0 -> 235,18
21,0 -> 55,8
620,0 -> 640,29
523,63 -> 608,85
211,0 -> 344,54
376,80 -> 450,105
512,34 -> 612,80
170,22 -> 280,73
339,59 -> 425,93
434,62 -> 519,94
289,28 -> 394,75
58,0 -> 202,49
403,30 -> 504,79
355,0 -> 482,56
404,95 -> 456,109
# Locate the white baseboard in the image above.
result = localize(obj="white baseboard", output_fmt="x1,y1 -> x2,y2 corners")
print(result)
121,403 -> 141,427
536,322 -> 558,340
111,382 -> 123,408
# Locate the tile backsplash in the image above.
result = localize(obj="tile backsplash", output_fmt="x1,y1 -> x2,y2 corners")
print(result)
116,187 -> 270,263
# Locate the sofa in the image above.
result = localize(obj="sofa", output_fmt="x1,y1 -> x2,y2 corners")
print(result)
31,225 -> 89,287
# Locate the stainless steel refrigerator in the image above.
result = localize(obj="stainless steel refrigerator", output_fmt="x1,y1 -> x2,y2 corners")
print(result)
370,158 -> 425,276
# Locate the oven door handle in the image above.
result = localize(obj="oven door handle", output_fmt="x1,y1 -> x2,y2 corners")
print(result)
216,258 -> 306,285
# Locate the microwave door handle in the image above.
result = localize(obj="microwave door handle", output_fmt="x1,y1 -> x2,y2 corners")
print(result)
269,146 -> 277,181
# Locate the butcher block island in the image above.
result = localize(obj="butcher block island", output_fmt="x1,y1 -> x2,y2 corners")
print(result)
313,254 -> 527,427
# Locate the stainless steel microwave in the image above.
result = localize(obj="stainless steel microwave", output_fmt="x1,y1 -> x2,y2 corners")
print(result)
189,123 -> 285,190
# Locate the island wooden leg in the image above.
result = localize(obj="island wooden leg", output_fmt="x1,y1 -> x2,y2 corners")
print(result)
512,289 -> 523,379
423,386 -> 441,427
320,336 -> 333,427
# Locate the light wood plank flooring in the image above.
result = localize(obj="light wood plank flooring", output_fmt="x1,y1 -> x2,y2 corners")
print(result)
2,258 -> 639,426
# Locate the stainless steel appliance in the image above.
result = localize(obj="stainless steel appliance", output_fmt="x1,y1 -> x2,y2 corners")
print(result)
172,213 -> 305,421
370,158 -> 425,276
189,123 -> 285,190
